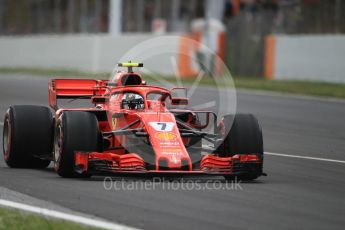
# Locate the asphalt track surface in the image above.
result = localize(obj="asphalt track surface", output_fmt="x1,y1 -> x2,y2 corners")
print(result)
0,74 -> 344,230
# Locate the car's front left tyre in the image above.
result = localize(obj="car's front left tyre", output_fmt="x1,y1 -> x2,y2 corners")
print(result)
54,111 -> 100,178
217,114 -> 264,181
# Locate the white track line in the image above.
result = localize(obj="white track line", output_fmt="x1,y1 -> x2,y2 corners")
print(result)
0,199 -> 139,230
265,152 -> 345,164
0,121 -> 3,126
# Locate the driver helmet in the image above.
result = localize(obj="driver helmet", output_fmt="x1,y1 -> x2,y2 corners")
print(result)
122,93 -> 144,110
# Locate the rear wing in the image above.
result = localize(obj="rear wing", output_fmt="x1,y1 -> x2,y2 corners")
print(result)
48,79 -> 109,110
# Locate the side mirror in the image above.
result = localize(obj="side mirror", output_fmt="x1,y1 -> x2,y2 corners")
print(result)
170,87 -> 188,105
171,98 -> 188,105
92,96 -> 108,104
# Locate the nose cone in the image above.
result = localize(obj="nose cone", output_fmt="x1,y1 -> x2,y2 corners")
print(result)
138,113 -> 192,170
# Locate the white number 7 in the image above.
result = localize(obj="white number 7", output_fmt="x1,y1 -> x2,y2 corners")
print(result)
149,122 -> 174,131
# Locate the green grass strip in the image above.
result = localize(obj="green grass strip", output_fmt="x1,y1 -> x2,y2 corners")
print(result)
0,207 -> 97,230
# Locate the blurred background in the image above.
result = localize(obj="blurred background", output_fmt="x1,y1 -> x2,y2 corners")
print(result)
0,0 -> 345,84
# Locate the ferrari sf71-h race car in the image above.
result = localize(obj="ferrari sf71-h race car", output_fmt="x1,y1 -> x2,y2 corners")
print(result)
2,62 -> 264,180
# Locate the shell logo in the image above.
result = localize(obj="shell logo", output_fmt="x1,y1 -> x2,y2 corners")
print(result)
155,132 -> 176,141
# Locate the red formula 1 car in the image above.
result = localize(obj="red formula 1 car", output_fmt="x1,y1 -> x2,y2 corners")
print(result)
2,62 -> 264,180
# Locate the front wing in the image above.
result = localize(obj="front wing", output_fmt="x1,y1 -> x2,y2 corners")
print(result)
74,152 -> 263,176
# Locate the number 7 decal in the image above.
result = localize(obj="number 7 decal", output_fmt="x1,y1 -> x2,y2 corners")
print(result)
156,122 -> 167,130
149,122 -> 174,131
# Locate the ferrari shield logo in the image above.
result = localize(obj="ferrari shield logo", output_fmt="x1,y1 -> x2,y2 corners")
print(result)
112,117 -> 117,129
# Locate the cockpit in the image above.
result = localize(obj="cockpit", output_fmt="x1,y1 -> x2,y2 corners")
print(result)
120,93 -> 145,110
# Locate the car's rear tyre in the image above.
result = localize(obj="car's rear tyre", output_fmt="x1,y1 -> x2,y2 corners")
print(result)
3,105 -> 53,168
54,111 -> 100,178
218,114 -> 263,181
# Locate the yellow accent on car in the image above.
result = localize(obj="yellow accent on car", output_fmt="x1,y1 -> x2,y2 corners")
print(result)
118,62 -> 143,67
155,132 -> 176,141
